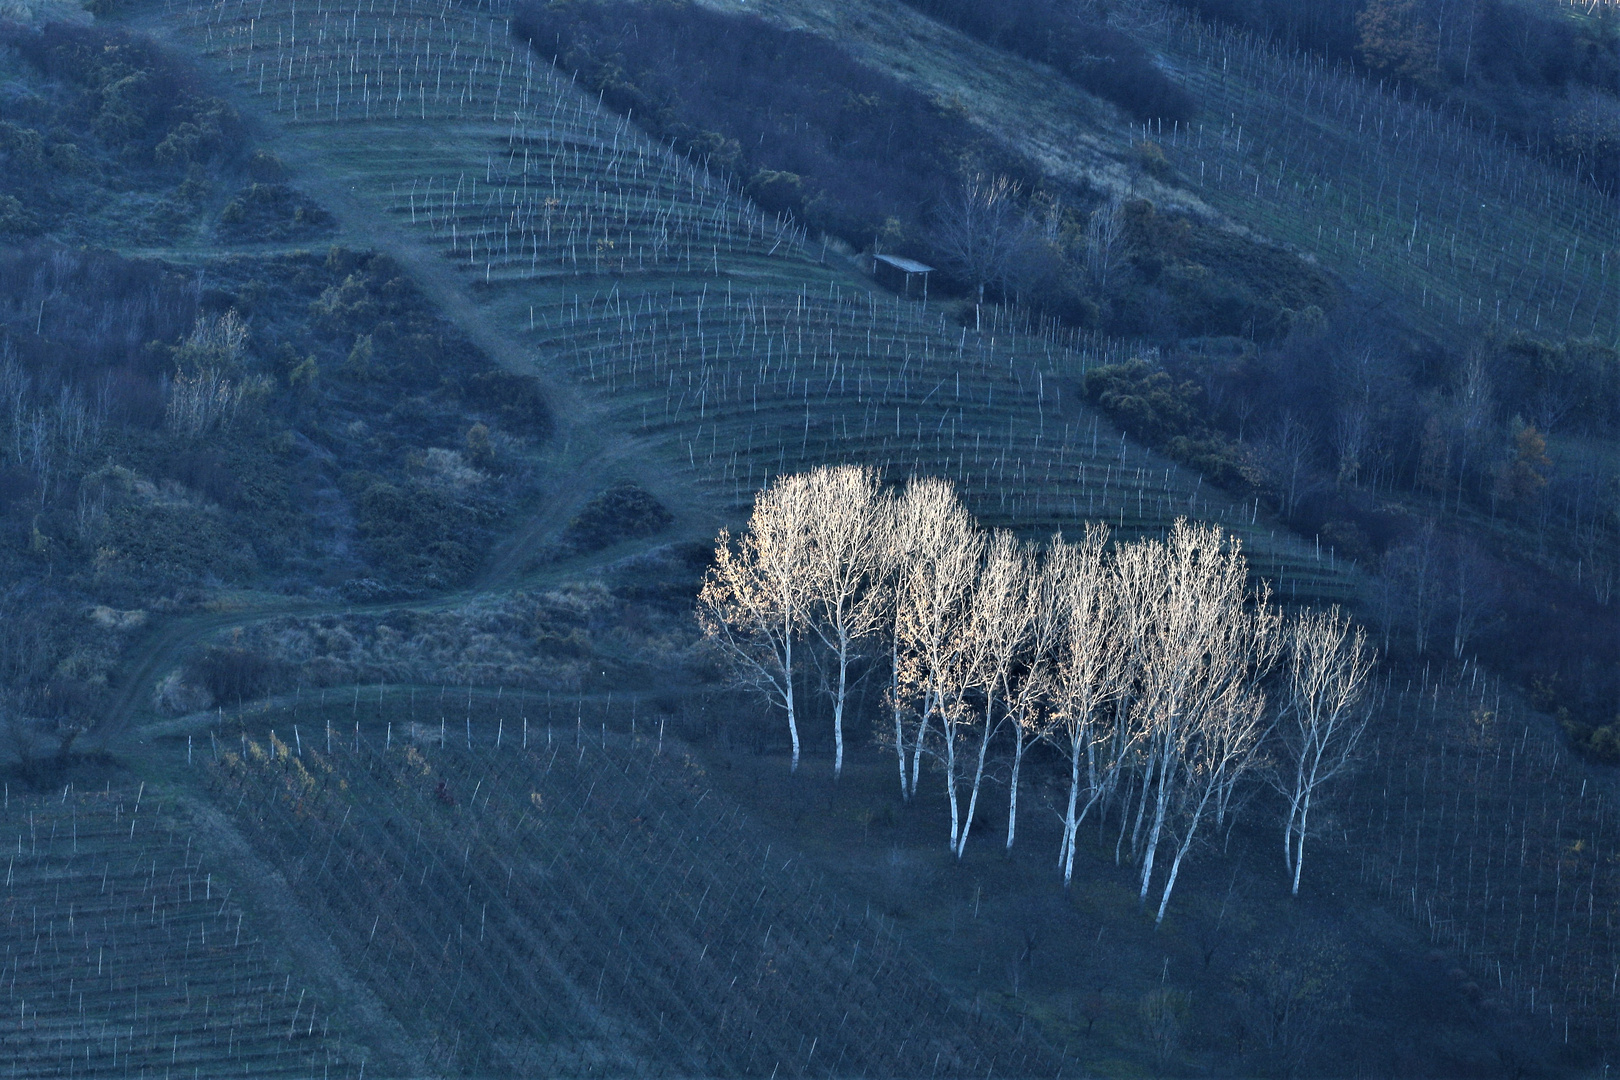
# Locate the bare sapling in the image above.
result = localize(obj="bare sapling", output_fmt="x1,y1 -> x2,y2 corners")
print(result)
800,465 -> 887,780
1133,520 -> 1250,914
1045,524 -> 1127,885
956,530 -> 1036,859
1275,605 -> 1375,897
697,473 -> 812,771
892,477 -> 983,806
1003,538 -> 1062,854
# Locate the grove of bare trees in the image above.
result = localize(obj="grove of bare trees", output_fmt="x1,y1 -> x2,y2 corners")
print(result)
699,467 -> 1377,920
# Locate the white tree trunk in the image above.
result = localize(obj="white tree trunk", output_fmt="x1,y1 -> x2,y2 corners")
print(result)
832,635 -> 849,779
1062,736 -> 1082,887
1291,782 -> 1315,897
1005,722 -> 1026,853
908,695 -> 934,800
957,694 -> 995,859
785,627 -> 799,773
891,648 -> 907,800
1138,748 -> 1176,905
944,713 -> 961,852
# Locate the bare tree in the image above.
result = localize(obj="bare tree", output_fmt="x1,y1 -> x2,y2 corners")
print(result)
891,476 -> 983,806
1382,519 -> 1439,655
893,481 -> 986,851
1003,539 -> 1064,854
1132,520 -> 1253,919
697,474 -> 812,771
1152,606 -> 1278,926
1274,606 -> 1375,897
1045,523 -> 1128,886
1452,347 -> 1494,508
1083,195 -> 1127,296
1259,413 -> 1316,519
1447,540 -> 1498,660
799,465 -> 887,779
955,530 -> 1036,859
930,174 -> 1038,327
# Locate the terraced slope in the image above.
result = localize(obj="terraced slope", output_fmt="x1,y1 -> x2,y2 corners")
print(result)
1141,7 -> 1619,347
143,0 -> 1352,602
0,785 -> 359,1078
195,723 -> 1065,1076
709,0 -> 1617,350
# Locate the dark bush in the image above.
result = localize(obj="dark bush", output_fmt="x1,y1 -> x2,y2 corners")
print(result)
899,0 -> 1197,122
217,183 -> 336,242
1083,359 -> 1205,444
464,370 -> 552,440
561,482 -> 674,554
188,645 -> 281,705
352,479 -> 494,586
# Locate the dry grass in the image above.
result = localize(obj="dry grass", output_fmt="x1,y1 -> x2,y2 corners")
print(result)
694,0 -> 1209,214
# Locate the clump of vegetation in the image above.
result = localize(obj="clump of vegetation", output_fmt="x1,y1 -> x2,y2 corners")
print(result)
0,22 -> 245,243
1082,359 -> 1256,490
217,182 -> 336,241
898,0 -> 1197,122
560,481 -> 674,555
701,467 -> 1374,920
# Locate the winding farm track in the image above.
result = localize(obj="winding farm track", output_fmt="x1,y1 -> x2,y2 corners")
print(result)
93,0 -> 740,743
94,0 -> 1351,749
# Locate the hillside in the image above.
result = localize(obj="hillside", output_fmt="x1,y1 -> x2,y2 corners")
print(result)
0,0 -> 1615,1075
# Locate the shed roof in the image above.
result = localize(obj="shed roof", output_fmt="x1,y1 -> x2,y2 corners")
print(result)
873,253 -> 935,274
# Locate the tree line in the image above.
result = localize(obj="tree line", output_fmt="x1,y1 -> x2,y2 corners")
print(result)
698,467 -> 1375,922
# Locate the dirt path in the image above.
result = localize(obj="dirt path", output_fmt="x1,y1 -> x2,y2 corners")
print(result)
82,9 -> 728,749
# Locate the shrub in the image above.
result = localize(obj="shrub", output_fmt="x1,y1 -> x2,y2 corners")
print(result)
353,478 -> 494,586
561,482 -> 674,554
187,644 -> 281,706
216,183 -> 335,241
1084,359 -> 1205,444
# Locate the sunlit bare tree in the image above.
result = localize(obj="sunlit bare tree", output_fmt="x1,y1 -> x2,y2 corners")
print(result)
800,465 -> 888,779
1045,523 -> 1129,885
697,474 -> 812,771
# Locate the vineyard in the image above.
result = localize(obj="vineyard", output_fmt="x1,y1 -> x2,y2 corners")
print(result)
533,283 -> 1357,600
182,0 -> 818,280
194,713 -> 1063,1076
0,783 -> 357,1078
1136,4 -> 1619,347
1346,662 -> 1620,1047
56,0 -> 1609,1070
160,0 -> 1356,604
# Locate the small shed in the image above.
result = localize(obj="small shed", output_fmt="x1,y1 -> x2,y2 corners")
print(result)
871,253 -> 934,301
